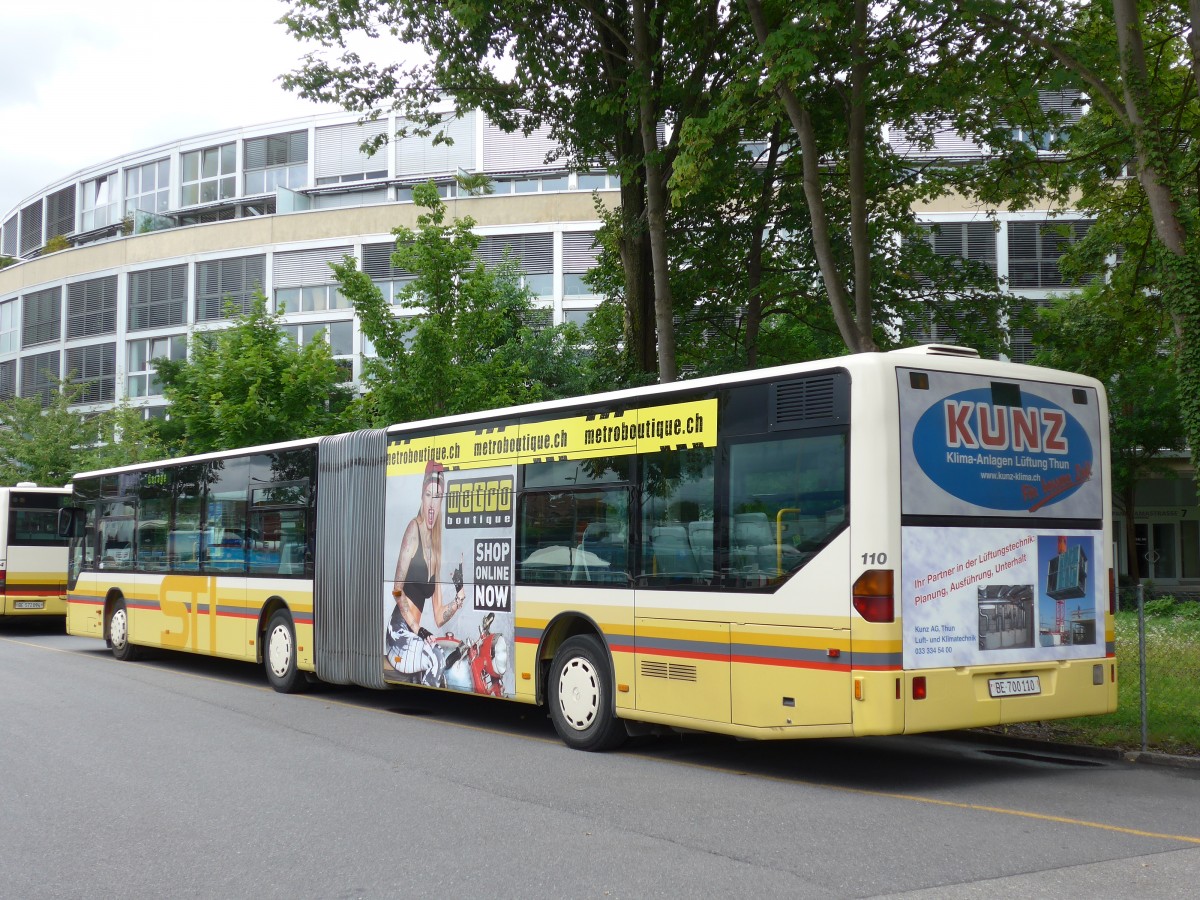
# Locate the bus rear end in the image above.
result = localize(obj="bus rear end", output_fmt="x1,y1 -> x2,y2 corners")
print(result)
0,486 -> 71,618
879,355 -> 1115,734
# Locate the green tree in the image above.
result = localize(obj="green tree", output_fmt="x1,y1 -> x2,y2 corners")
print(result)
282,0 -> 751,383
155,294 -> 354,454
967,0 -> 1200,467
1035,285 -> 1184,582
0,382 -> 169,486
331,182 -> 590,425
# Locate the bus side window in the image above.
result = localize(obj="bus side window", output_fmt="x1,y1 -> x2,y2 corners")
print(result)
726,433 -> 848,589
640,446 -> 715,587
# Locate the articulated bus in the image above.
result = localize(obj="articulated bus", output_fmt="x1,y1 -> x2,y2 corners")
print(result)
1,485 -> 71,619
62,346 -> 1116,750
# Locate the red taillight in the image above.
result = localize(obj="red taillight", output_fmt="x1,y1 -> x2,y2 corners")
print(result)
1108,567 -> 1116,615
0,567 -> 6,595
912,676 -> 927,700
853,569 -> 894,622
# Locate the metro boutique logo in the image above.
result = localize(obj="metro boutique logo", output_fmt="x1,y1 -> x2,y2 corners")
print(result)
445,475 -> 514,528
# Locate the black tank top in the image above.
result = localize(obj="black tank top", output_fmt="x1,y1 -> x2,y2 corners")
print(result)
404,527 -> 435,610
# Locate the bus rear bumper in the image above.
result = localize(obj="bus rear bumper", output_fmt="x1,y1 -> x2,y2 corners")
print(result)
897,659 -> 1118,736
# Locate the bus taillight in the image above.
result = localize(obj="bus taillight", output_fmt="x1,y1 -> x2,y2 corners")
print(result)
0,568 -> 6,595
852,569 -> 894,623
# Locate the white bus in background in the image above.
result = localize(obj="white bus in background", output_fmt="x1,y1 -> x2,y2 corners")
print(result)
1,485 -> 71,619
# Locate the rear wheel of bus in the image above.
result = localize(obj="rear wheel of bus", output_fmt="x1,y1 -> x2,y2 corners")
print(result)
107,597 -> 140,662
548,635 -> 626,751
264,609 -> 307,694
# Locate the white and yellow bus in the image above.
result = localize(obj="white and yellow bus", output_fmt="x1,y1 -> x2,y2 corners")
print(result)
1,485 -> 71,619
63,346 -> 1116,749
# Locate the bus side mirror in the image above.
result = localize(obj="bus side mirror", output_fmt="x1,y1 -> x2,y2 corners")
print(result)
58,507 -> 85,539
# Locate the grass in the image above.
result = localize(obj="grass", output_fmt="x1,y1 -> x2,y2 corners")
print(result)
1004,609 -> 1200,755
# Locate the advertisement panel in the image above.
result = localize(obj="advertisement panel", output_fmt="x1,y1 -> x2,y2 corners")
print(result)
902,526 -> 1103,669
897,369 -> 1105,669
380,398 -> 718,695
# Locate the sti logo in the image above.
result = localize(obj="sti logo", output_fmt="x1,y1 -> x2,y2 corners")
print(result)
911,389 -> 1093,512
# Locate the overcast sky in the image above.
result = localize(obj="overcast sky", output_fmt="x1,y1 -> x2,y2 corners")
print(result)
0,0 -> 355,216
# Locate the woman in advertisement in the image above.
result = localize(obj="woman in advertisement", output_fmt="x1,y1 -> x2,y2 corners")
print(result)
385,459 -> 466,685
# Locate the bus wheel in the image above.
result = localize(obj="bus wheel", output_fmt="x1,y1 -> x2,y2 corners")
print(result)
264,610 -> 306,694
108,599 -> 140,662
548,635 -> 626,751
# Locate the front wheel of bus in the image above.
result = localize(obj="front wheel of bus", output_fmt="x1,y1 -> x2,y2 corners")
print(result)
264,610 -> 306,694
548,635 -> 626,752
108,599 -> 139,662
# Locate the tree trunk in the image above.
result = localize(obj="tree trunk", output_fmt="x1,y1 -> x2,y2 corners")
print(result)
632,0 -> 678,382
743,128 -> 782,367
745,0 -> 877,354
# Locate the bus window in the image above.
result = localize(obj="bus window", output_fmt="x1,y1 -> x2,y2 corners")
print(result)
203,457 -> 250,573
171,465 -> 204,571
98,501 -> 135,569
517,488 -> 631,586
640,446 -> 715,586
137,468 -> 171,571
726,433 -> 847,588
8,496 -> 69,546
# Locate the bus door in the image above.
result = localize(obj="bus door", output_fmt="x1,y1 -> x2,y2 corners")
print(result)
635,446 -> 732,724
724,431 -> 852,729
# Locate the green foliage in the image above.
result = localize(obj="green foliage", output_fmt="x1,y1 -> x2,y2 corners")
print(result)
155,294 -> 354,454
1034,283 -> 1184,498
0,382 -> 169,486
42,235 -> 70,254
0,256 -> 16,270
332,183 -> 590,425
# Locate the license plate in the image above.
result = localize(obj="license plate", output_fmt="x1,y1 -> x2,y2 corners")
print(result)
13,601 -> 44,610
989,676 -> 1041,698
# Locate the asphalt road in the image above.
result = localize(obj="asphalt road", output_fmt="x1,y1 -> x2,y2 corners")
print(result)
2,620 -> 1197,899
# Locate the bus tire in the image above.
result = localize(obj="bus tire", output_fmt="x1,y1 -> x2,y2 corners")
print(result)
548,635 -> 626,752
264,609 -> 306,694
108,598 -> 140,662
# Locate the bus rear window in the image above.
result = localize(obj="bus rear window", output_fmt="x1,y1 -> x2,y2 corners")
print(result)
9,494 -> 68,546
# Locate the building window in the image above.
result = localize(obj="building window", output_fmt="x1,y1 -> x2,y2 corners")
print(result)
20,350 -> 60,407
125,159 -> 171,215
196,255 -> 265,321
0,299 -> 17,354
477,233 -> 553,296
66,275 -> 118,338
314,121 -> 388,185
273,246 -> 353,314
129,265 -> 188,331
81,173 -> 118,231
0,359 -> 15,400
275,285 -> 350,314
281,320 -> 353,380
361,242 -> 417,304
181,143 -> 236,207
562,231 -> 600,296
918,221 -> 997,278
244,131 -> 308,195
21,286 -> 61,348
563,308 -> 593,328
66,343 -> 116,405
45,186 -> 76,242
127,334 -> 186,399
575,172 -> 613,191
1007,220 -> 1096,289
19,200 -> 42,257
2,214 -> 16,257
